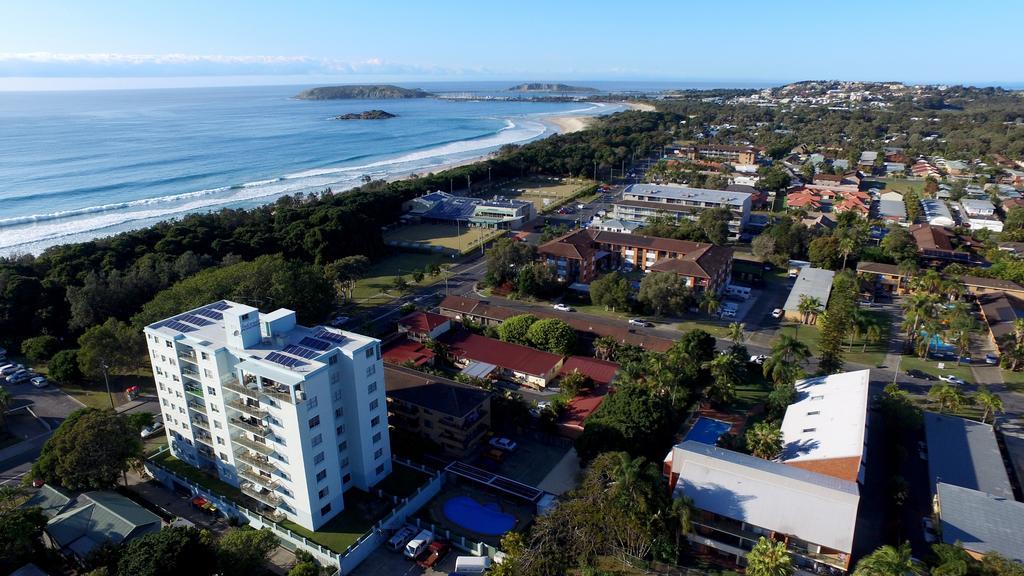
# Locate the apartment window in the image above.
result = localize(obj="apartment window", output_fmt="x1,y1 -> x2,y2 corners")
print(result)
160,355 -> 167,363
314,452 -> 325,465
204,369 -> 213,378
211,405 -> 219,413
172,375 -> 179,382
308,415 -> 320,429
803,427 -> 817,433
375,464 -> 385,475
373,432 -> 382,444
201,352 -> 209,360
332,389 -> 343,401
338,441 -> 348,452
365,348 -> 374,359
219,452 -> 228,462
178,407 -> 185,415
213,437 -> 223,445
307,396 -> 318,409
156,367 -> 164,376
165,341 -> 173,348
371,416 -> 380,428
807,411 -> 820,416
312,434 -> 323,447
369,399 -> 379,411
320,504 -> 332,516
367,382 -> 377,394
343,473 -> 351,484
374,448 -> 383,460
318,487 -> 329,499
206,386 -> 216,396
330,372 -> 340,384
316,469 -> 327,483
336,425 -> 345,436
213,421 -> 222,429
341,457 -> 349,468
366,365 -> 375,377
334,407 -> 343,418
162,399 -> 168,407
329,355 -> 338,365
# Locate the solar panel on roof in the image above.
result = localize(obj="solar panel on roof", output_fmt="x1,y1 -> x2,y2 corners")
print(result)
179,314 -> 213,327
299,337 -> 331,351
265,352 -> 307,368
194,308 -> 223,320
283,345 -> 320,360
315,329 -> 345,344
208,301 -> 231,311
164,320 -> 197,333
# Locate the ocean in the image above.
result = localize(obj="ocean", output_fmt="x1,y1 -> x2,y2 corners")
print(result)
0,83 -> 641,256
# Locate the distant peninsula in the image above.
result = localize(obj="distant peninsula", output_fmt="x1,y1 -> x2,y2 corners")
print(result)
334,110 -> 396,120
295,85 -> 431,100
508,83 -> 598,93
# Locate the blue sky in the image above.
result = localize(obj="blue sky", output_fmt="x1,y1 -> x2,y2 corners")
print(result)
1,0 -> 1022,90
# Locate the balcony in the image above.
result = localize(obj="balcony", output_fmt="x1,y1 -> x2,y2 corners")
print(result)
240,482 -> 281,506
235,450 -> 279,475
184,384 -> 205,399
178,351 -> 198,365
238,465 -> 278,490
229,417 -> 270,437
186,399 -> 206,414
194,433 -> 214,448
227,398 -> 267,418
232,434 -> 274,456
191,417 -> 211,432
262,385 -> 294,405
181,366 -> 200,378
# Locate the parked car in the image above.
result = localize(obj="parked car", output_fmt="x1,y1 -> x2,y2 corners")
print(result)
906,369 -> 937,381
403,529 -> 434,559
749,355 -> 768,365
771,308 -> 784,319
552,303 -> 574,312
985,353 -> 1000,365
417,540 -> 451,569
140,419 -> 165,439
922,516 -> 937,543
30,376 -> 49,388
387,525 -> 418,552
939,374 -> 967,386
7,370 -> 31,384
529,401 -> 552,418
0,364 -> 23,377
489,437 -> 518,451
330,315 -> 350,327
628,318 -> 653,328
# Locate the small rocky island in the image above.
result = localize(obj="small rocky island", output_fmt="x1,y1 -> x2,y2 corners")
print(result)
508,83 -> 598,93
295,85 -> 431,100
334,110 -> 396,120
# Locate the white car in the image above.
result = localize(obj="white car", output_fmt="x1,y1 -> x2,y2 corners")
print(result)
330,315 -> 350,327
750,355 -> 767,365
529,401 -> 552,418
0,364 -> 23,377
552,303 -> 574,312
140,420 -> 165,439
771,308 -> 784,319
939,375 -> 966,386
30,376 -> 49,388
628,318 -> 653,328
488,437 -> 518,451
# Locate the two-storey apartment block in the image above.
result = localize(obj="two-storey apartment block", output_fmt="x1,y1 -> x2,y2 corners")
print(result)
145,300 -> 392,531
537,229 -> 733,294
678,144 -> 761,165
613,184 -> 752,240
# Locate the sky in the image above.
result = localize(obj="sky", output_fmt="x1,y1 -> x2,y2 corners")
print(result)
1,0 -> 1022,90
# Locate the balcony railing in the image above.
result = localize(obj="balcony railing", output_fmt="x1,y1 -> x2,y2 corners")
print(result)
227,398 -> 267,418
262,386 -> 294,404
232,435 -> 274,456
238,466 -> 278,490
194,433 -> 214,448
223,377 -> 293,404
184,384 -> 204,399
229,417 -> 270,437
191,417 -> 210,432
240,482 -> 281,506
178,351 -> 198,365
181,366 -> 200,377
235,451 -> 279,475
186,399 -> 206,414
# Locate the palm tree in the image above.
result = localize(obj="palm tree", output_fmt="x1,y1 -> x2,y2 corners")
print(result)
763,335 -> 811,386
668,495 -> 694,551
594,336 -> 618,361
853,542 -> 923,576
746,421 -> 783,460
975,386 -> 1004,424
928,383 -> 967,414
702,354 -> 741,405
863,322 -> 883,353
797,295 -> 823,325
746,537 -> 793,576
700,290 -> 721,319
896,260 -> 919,294
727,321 -> 745,344
839,236 -> 858,270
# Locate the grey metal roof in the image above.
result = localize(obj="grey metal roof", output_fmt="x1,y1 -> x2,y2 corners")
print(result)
46,491 -> 162,557
937,482 -> 1024,561
877,199 -> 907,218
22,484 -> 72,518
623,183 -> 752,207
783,267 -> 835,312
924,412 -> 1013,499
672,441 -> 859,553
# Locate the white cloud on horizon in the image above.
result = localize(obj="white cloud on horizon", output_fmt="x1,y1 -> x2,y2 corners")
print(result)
0,52 -> 473,77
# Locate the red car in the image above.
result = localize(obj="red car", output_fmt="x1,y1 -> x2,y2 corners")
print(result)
416,540 -> 450,569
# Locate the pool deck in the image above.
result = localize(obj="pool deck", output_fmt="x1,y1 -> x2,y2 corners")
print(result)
423,483 -> 535,546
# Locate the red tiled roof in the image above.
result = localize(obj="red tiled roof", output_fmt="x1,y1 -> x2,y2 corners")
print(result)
786,192 -> 821,208
398,310 -> 449,333
537,229 -> 599,261
558,383 -> 610,430
439,296 -> 518,322
910,224 -> 955,251
442,331 -> 563,377
382,338 -> 436,367
559,356 -> 619,386
1003,198 -> 1024,211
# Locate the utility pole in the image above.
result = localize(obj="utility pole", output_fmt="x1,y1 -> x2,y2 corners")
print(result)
467,175 -> 471,195
593,160 -> 597,183
101,362 -> 115,409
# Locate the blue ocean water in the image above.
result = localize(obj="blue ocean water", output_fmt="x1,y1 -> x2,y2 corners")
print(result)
0,84 -> 627,255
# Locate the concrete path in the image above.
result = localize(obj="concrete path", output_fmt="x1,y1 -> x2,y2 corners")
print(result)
537,447 -> 581,496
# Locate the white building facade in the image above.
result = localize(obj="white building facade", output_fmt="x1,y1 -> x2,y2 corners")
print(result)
144,300 -> 391,530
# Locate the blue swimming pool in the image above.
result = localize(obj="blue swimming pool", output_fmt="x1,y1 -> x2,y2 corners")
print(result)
442,495 -> 516,536
684,417 -> 732,445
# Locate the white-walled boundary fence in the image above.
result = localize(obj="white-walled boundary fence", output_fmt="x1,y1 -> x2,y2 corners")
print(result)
145,449 -> 448,575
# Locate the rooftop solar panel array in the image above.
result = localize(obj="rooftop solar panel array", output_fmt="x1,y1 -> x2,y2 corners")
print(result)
162,320 -> 197,333
208,301 -> 231,311
299,337 -> 331,351
315,329 -> 345,344
445,461 -> 544,502
265,352 -> 308,368
178,314 -> 213,327
194,308 -> 223,321
282,344 -> 320,360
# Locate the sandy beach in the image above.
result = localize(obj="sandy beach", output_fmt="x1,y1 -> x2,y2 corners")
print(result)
546,115 -> 593,134
626,101 -> 657,112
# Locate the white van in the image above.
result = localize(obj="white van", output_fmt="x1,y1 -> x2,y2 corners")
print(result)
403,529 -> 433,558
454,555 -> 491,574
387,525 -> 417,552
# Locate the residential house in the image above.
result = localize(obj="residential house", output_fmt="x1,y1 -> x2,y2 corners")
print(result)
911,159 -> 941,179
397,311 -> 452,342
381,338 -> 436,367
920,198 -> 955,227
933,483 -> 1024,562
923,412 -> 1013,499
910,224 -> 982,266
977,291 -> 1024,355
556,356 -> 619,439
876,199 -> 907,224
613,183 -> 752,240
959,199 -> 1003,232
537,229 -> 733,294
384,365 -> 490,458
812,173 -> 860,187
879,191 -> 903,202
946,160 -> 970,177
858,150 -> 878,172
857,261 -> 1024,298
679,143 -> 761,165
883,162 -> 906,175
782,267 -> 835,322
441,330 -> 564,388
44,491 -> 162,563
588,217 -> 642,234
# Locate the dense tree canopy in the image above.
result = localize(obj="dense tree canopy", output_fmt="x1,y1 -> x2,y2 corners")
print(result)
32,408 -> 142,491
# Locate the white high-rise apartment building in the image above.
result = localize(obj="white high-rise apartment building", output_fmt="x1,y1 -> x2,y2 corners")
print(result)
144,300 -> 391,530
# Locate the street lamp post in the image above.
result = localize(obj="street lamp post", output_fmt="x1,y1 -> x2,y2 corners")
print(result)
101,362 -> 115,409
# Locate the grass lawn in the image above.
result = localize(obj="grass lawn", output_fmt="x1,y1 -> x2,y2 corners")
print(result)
384,223 -> 502,254
59,372 -> 156,410
280,490 -> 388,553
873,177 -> 928,195
676,318 -> 732,339
779,309 -> 891,367
1002,369 -> 1024,392
497,176 -> 595,213
349,252 -> 453,308
149,449 -> 243,500
898,355 -> 974,382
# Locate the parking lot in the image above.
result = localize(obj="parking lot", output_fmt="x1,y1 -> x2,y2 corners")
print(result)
349,543 -> 460,576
